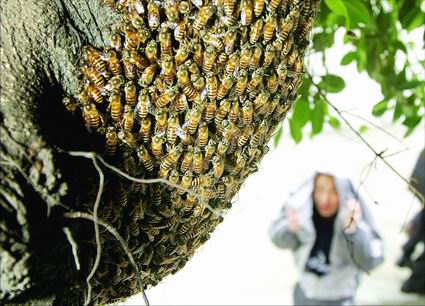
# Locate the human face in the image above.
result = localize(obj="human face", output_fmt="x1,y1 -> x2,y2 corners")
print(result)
313,175 -> 340,218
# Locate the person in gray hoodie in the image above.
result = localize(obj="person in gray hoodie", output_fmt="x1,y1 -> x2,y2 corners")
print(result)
269,172 -> 384,305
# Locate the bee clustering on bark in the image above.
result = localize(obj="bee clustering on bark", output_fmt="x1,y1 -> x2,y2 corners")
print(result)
64,0 -> 319,299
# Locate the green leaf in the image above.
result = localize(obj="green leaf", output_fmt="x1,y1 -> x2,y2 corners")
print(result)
372,99 -> 389,116
328,116 -> 341,129
359,125 -> 368,134
343,0 -> 371,27
318,74 -> 346,93
393,102 -> 403,122
273,126 -> 283,148
341,52 -> 357,65
292,98 -> 311,128
403,115 -> 422,137
400,5 -> 425,32
324,0 -> 348,17
289,118 -> 302,144
311,99 -> 325,135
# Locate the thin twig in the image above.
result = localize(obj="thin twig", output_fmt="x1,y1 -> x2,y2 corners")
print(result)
67,150 -> 223,217
62,227 -> 81,271
64,211 -> 149,306
340,110 -> 410,148
309,76 -> 425,205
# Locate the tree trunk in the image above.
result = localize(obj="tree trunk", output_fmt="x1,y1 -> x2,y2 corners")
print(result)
0,0 -> 319,304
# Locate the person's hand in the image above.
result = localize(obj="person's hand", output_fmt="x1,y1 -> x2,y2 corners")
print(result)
287,207 -> 301,233
344,198 -> 362,233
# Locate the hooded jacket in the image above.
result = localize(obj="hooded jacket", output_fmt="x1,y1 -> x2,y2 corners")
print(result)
269,172 -> 384,301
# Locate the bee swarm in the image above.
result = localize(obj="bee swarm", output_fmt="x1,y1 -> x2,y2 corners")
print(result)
65,0 -> 319,303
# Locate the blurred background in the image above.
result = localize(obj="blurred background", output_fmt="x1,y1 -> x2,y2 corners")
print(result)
126,0 -> 424,304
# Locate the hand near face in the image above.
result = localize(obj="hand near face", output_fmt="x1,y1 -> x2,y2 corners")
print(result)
344,198 -> 362,233
287,207 -> 301,233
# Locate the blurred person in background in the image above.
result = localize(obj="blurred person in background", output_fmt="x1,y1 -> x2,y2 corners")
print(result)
269,172 -> 384,305
398,150 -> 425,294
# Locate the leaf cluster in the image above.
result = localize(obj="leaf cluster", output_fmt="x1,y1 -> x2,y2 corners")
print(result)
277,0 -> 424,145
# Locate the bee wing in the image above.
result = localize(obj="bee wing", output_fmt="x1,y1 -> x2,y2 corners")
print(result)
133,0 -> 145,14
191,0 -> 203,8
176,125 -> 187,138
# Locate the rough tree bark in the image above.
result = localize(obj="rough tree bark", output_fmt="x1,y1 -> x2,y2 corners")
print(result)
1,1 -> 121,304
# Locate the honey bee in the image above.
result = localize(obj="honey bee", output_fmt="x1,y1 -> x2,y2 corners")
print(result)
145,40 -> 158,63
249,44 -> 262,70
266,93 -> 281,116
240,0 -> 253,26
180,145 -> 194,172
239,45 -> 252,70
108,93 -> 123,122
193,6 -> 215,32
214,99 -> 231,125
249,19 -> 263,44
123,26 -> 141,50
161,55 -> 175,85
147,1 -> 160,29
122,105 -> 135,132
83,103 -> 101,129
206,73 -> 218,101
178,170 -> 192,194
174,45 -> 190,67
267,72 -> 279,94
124,81 -> 137,106
87,84 -> 103,104
83,46 -> 107,74
109,31 -> 123,52
156,86 -> 178,108
217,182 -> 226,198
216,52 -> 228,69
224,0 -> 235,16
128,50 -> 149,72
178,0 -> 192,14
203,139 -> 216,163
223,28 -> 237,55
105,126 -> 118,155
225,52 -> 239,76
135,89 -> 150,120
263,44 -> 275,67
191,75 -> 206,92
175,93 -> 188,112
254,0 -> 265,16
217,75 -> 234,100
140,63 -> 157,85
181,81 -> 199,101
193,147 -> 204,174
104,49 -> 121,77
151,134 -> 165,156
287,48 -> 299,66
202,31 -> 224,51
104,75 -> 125,93
177,125 -> 194,145
122,52 -> 138,80
159,28 -> 172,58
164,0 -> 179,22
235,69 -> 248,96
231,152 -> 248,175
253,90 -> 270,111
174,20 -> 187,43
277,15 -> 294,41
161,144 -> 183,171
177,66 -> 190,86
139,117 -> 152,142
263,14 -> 277,44
196,122 -> 209,147
216,139 -> 229,156
251,120 -> 268,145
137,145 -> 154,172
81,65 -> 105,88
281,34 -> 294,58
247,67 -> 264,93
268,0 -> 282,11
62,96 -> 77,114
276,62 -> 288,83
211,155 -> 225,179
237,125 -> 254,147
187,105 -> 203,134
155,108 -> 168,132
293,56 -> 305,75
228,100 -> 240,124
202,46 -> 217,73
167,113 -> 179,144
241,100 -> 253,125
185,59 -> 200,75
